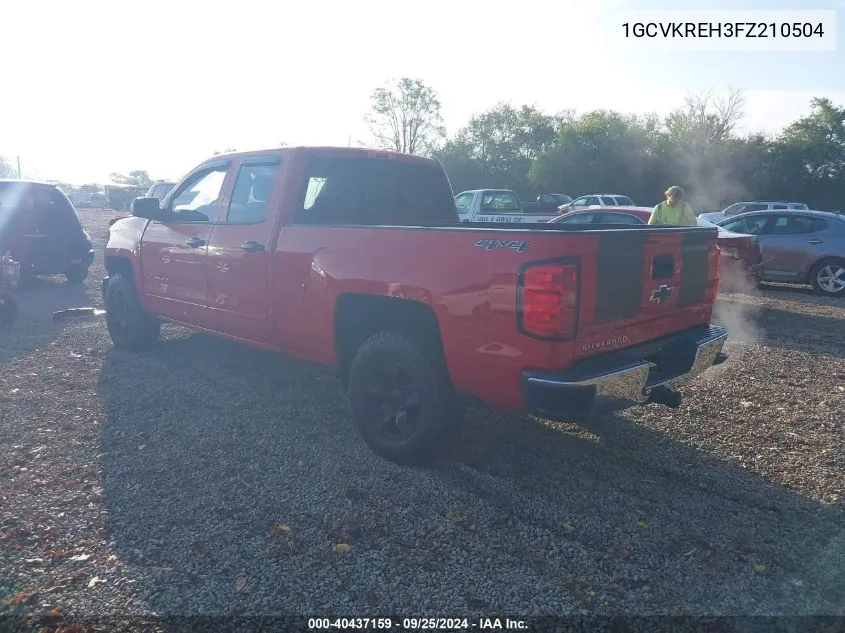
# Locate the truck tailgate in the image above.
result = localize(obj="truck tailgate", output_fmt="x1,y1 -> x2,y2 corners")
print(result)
569,227 -> 720,360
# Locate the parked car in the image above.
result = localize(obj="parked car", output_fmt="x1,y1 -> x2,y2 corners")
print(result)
0,179 -> 94,284
103,147 -> 727,464
557,193 -> 636,213
699,200 -> 809,224
522,193 -> 573,212
455,189 -> 560,223
145,180 -> 177,201
548,206 -> 654,225
79,192 -> 108,209
717,209 -> 845,296
549,208 -> 764,287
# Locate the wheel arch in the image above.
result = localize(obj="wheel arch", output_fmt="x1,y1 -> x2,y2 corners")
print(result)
333,293 -> 451,387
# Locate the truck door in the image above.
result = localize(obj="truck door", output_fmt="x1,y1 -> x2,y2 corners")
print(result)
140,161 -> 233,326
455,192 -> 474,223
203,155 -> 284,343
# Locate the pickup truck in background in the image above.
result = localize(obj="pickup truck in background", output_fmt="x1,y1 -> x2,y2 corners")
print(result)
455,189 -> 561,223
522,193 -> 573,213
103,147 -> 728,465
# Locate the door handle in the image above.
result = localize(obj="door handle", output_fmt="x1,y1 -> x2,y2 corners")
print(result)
185,236 -> 206,248
808,239 -> 823,245
241,241 -> 265,252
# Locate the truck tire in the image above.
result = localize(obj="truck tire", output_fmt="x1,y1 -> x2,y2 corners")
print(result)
348,331 -> 462,465
104,272 -> 160,350
809,258 -> 845,297
65,264 -> 89,284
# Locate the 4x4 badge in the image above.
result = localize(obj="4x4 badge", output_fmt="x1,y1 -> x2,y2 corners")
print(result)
649,283 -> 673,303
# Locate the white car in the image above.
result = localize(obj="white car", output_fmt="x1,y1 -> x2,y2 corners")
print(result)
557,193 -> 635,213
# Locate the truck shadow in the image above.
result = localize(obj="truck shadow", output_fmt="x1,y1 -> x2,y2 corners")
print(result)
95,332 -> 844,617
0,276 -> 91,363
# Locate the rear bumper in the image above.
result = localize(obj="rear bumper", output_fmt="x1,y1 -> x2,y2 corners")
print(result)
521,324 -> 728,421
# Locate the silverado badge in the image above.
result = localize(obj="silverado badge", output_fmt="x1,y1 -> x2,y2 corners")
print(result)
649,283 -> 673,304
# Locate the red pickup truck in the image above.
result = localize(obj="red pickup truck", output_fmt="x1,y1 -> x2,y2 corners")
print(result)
103,147 -> 728,464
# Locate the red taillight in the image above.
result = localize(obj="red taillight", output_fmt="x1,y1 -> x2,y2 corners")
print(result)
518,262 -> 579,339
707,242 -> 721,301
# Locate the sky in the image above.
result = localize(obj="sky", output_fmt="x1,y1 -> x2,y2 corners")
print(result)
1,0 -> 843,185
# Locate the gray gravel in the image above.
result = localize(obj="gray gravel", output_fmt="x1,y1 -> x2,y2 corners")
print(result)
1,210 -> 843,629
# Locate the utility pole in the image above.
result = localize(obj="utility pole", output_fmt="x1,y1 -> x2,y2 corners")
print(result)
17,156 -> 21,179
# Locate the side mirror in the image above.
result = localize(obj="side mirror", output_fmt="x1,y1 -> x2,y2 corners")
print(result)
131,197 -> 166,220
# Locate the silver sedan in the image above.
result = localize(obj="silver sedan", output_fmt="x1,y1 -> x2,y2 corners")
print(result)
717,209 -> 845,297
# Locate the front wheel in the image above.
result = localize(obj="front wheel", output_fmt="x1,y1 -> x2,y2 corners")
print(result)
65,264 -> 89,284
104,272 -> 160,350
810,258 -> 845,297
348,331 -> 462,465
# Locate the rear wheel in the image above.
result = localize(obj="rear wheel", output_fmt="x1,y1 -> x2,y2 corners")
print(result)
348,331 -> 463,465
104,272 -> 160,350
65,264 -> 89,284
809,258 -> 845,297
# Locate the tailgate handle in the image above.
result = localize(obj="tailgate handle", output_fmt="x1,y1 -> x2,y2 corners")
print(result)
652,254 -> 674,279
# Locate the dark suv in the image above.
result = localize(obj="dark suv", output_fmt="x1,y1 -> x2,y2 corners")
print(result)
0,180 -> 94,284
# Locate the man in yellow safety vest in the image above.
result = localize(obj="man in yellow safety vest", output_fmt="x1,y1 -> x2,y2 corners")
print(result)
648,185 -> 697,226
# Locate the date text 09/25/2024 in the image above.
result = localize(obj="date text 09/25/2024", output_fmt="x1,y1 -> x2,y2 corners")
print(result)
307,617 -> 527,630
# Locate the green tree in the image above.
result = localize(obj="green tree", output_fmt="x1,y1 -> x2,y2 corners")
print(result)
438,104 -> 558,194
365,77 -> 446,155
110,170 -> 152,188
665,88 -> 745,146
768,98 -> 845,210
530,110 -> 663,203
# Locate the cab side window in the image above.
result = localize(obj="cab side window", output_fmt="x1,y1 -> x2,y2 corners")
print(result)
771,215 -> 825,235
722,215 -> 770,235
225,160 -> 280,224
169,167 -> 229,222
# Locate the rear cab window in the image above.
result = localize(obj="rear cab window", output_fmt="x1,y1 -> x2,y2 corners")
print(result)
296,155 -> 457,225
480,191 -> 521,213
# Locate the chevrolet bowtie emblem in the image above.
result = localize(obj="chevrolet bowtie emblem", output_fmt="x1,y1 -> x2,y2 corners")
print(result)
649,283 -> 673,303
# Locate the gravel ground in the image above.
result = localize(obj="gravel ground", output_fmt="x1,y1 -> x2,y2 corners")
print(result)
1,210 -> 843,630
